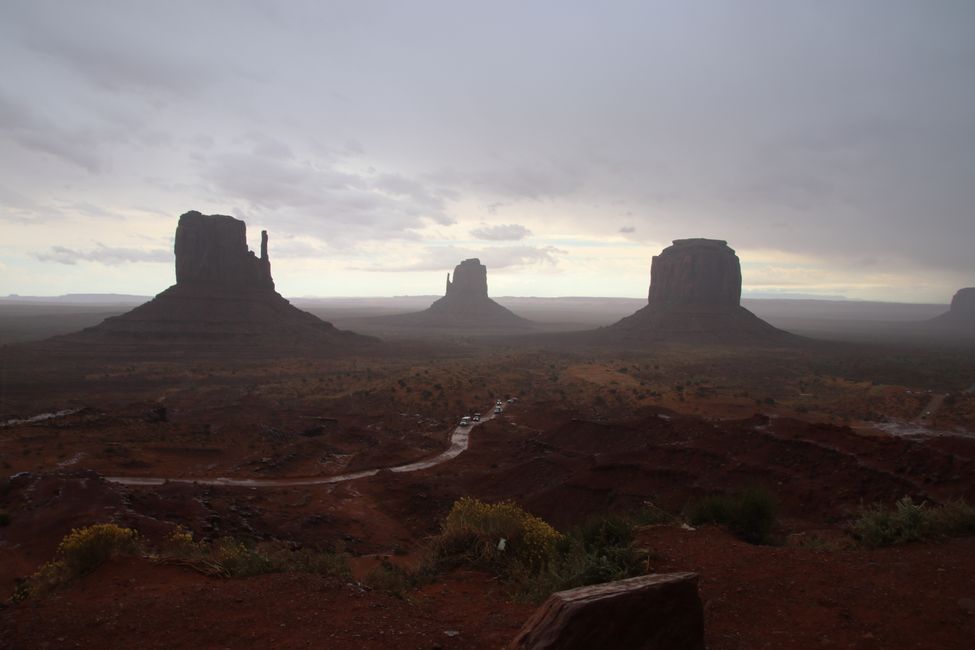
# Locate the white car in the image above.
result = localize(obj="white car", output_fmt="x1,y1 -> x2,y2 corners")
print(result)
459,416 -> 471,426
494,406 -> 503,415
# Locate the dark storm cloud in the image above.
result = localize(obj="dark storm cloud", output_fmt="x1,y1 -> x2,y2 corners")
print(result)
34,244 -> 170,266
470,224 -> 532,241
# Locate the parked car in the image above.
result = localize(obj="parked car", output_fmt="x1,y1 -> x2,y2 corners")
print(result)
472,413 -> 481,422
494,406 -> 503,415
459,416 -> 471,426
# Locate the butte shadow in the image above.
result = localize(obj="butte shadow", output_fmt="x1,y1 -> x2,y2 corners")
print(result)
570,238 -> 794,346
58,211 -> 376,350
363,258 -> 533,333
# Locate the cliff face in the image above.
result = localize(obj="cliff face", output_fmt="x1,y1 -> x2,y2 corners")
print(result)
648,239 -> 741,308
174,211 -> 274,290
607,238 -> 789,343
445,259 -> 489,299
929,287 -> 975,330
949,288 -> 975,320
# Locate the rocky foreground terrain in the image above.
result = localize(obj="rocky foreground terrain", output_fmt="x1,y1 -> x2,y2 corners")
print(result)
2,335 -> 975,648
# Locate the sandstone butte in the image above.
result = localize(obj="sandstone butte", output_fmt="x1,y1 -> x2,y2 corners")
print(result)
929,287 -> 975,331
377,258 -> 532,329
64,211 -> 374,348
605,238 -> 790,343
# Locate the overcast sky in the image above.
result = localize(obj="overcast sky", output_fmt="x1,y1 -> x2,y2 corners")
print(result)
1,1 -> 973,302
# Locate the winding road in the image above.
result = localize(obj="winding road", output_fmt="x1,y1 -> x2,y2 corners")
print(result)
105,406 -> 503,488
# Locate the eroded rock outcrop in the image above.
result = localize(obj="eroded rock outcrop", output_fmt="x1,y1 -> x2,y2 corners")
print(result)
607,238 -> 789,342
445,258 -> 489,299
930,287 -> 975,330
174,211 -> 274,290
377,258 -> 532,329
648,238 -> 741,308
508,573 -> 705,650
66,211 -> 374,348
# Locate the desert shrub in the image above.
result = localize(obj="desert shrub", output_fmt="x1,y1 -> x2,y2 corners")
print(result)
852,497 -> 930,547
929,499 -> 975,536
688,488 -> 778,545
56,523 -> 139,576
13,523 -> 140,602
852,497 -> 975,547
429,497 -> 563,575
427,499 -> 648,602
506,513 -> 648,602
159,528 -> 350,579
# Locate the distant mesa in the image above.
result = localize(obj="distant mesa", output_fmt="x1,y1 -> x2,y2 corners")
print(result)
929,287 -> 975,331
606,238 -> 790,343
67,211 -> 374,347
376,258 -> 532,329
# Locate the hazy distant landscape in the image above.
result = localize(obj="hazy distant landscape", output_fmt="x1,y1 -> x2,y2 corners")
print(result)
0,293 -> 952,345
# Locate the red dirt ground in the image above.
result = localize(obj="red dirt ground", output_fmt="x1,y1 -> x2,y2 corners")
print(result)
2,526 -> 973,649
3,340 -> 975,648
643,525 -> 975,650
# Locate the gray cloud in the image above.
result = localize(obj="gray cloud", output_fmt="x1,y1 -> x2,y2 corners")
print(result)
0,93 -> 104,173
1,2 -> 974,299
470,224 -> 532,241
430,164 -> 584,201
200,150 -> 457,242
13,3 -> 219,99
34,244 -> 171,266
359,244 -> 566,272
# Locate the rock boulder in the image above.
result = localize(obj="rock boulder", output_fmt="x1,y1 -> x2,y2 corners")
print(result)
508,573 -> 705,650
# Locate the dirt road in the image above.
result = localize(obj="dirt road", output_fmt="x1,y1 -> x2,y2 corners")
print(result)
105,404 -> 505,487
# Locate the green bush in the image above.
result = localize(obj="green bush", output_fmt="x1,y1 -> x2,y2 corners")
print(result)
852,496 -> 929,547
427,500 -> 648,602
930,499 -> 975,536
852,497 -> 975,547
160,528 -> 350,579
688,488 -> 778,544
508,513 -> 648,602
